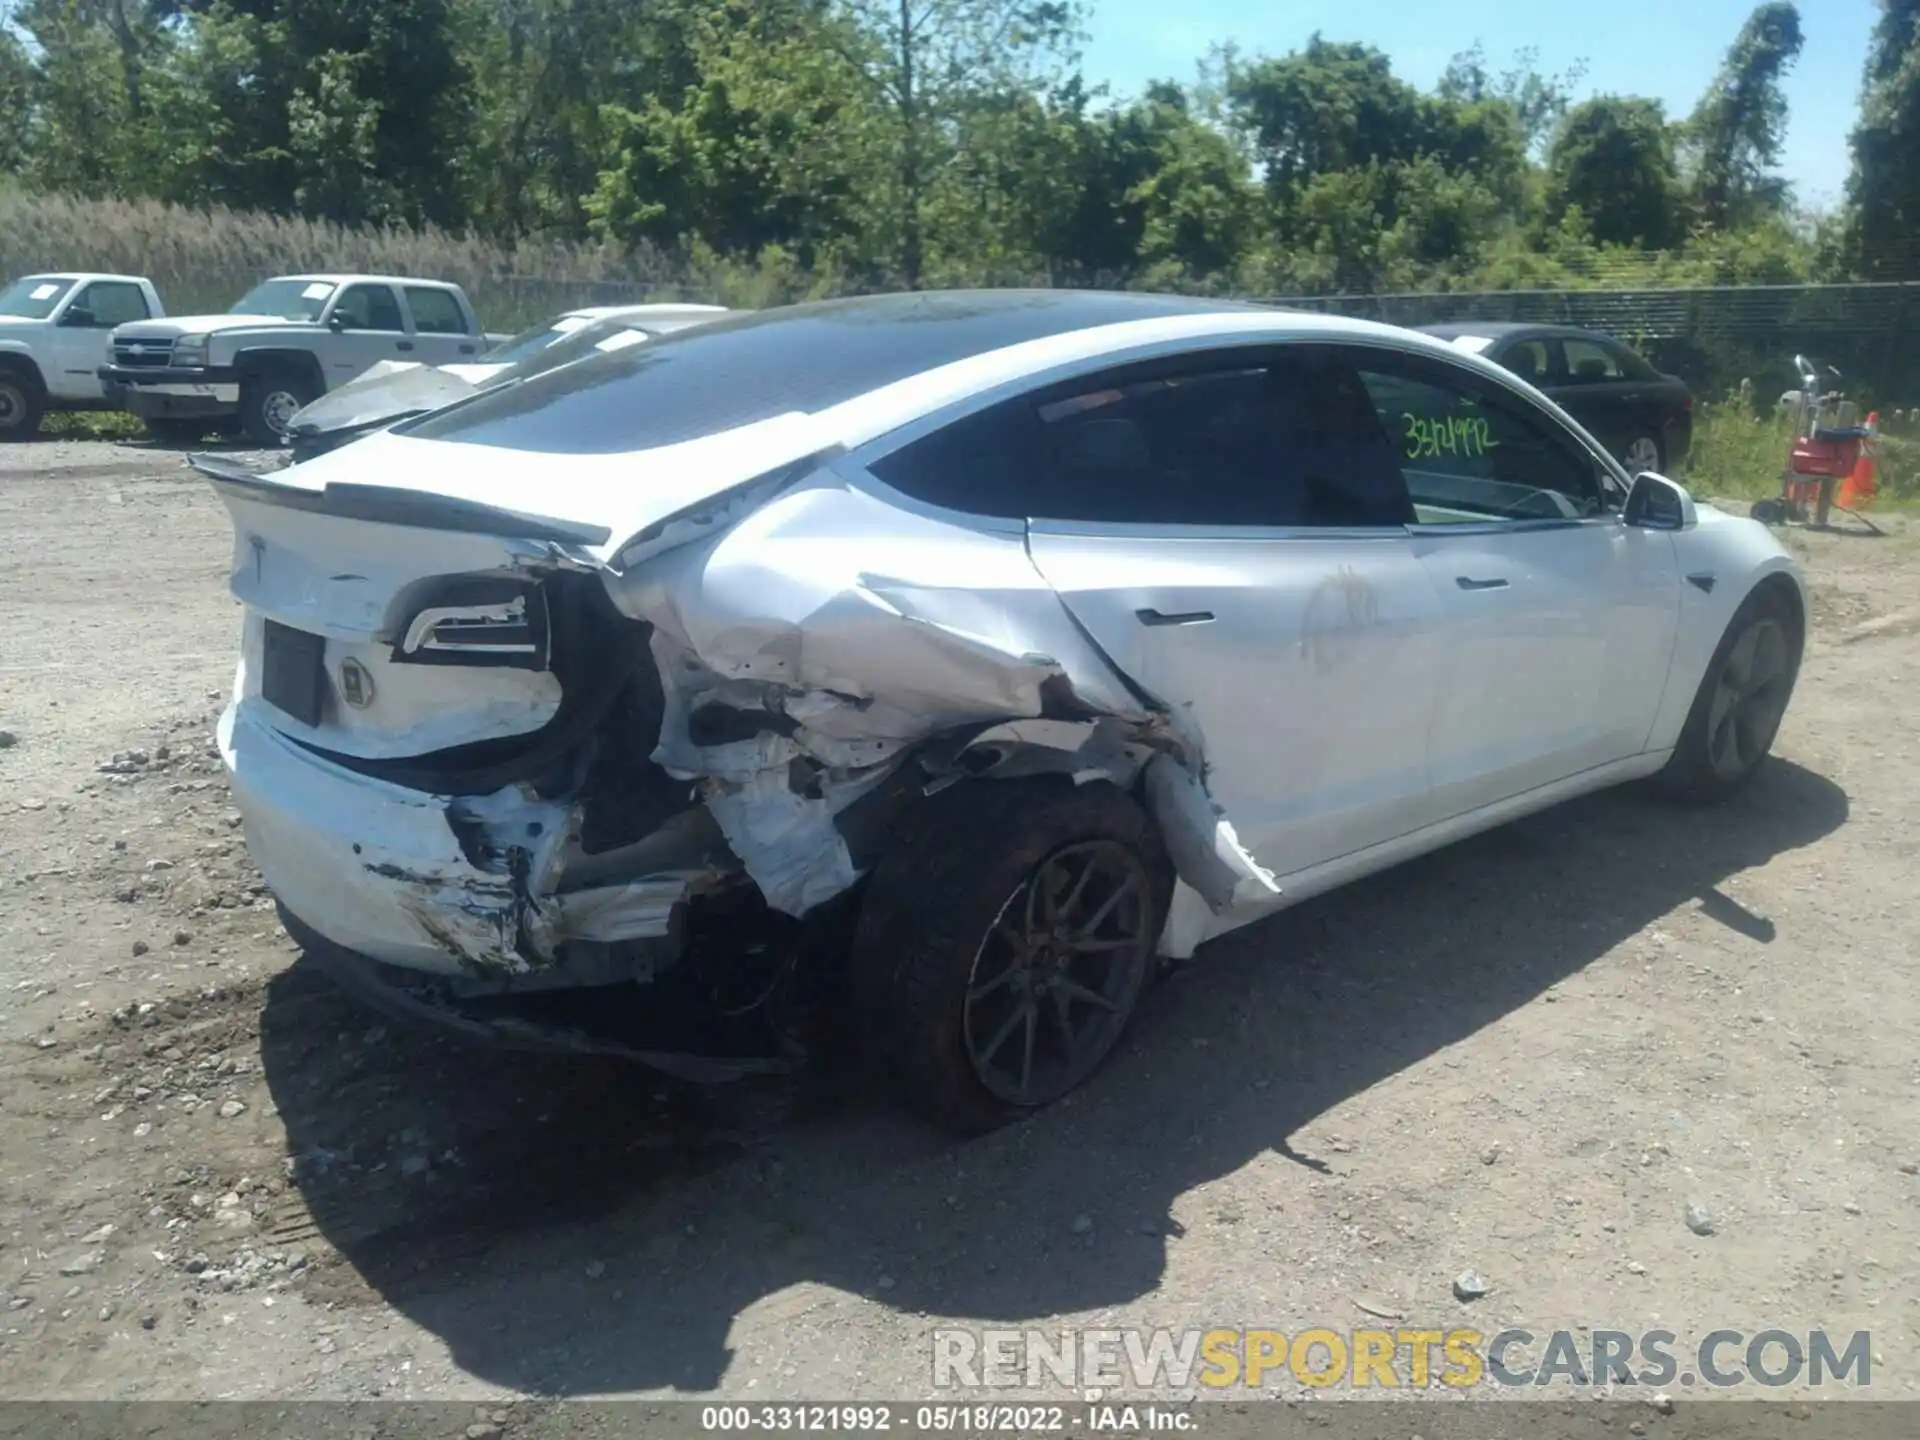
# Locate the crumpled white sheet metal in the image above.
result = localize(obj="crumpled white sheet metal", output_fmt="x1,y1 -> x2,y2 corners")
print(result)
604,462 -> 1280,927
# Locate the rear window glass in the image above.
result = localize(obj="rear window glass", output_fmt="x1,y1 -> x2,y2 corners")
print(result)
401,290 -> 1266,454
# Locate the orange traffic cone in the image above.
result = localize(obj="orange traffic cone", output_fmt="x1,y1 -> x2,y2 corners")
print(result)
1838,412 -> 1879,509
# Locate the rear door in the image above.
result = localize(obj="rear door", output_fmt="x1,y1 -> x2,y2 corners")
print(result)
403,286 -> 485,366
324,283 -> 414,385
1349,346 -> 1680,815
967,344 -> 1451,881
1554,334 -> 1645,461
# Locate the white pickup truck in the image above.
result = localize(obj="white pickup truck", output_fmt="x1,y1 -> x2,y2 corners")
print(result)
99,274 -> 492,444
0,272 -> 166,440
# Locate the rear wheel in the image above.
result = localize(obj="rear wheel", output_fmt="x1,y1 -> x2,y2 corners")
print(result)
0,369 -> 45,442
240,369 -> 319,446
850,778 -> 1172,1134
1658,585 -> 1801,802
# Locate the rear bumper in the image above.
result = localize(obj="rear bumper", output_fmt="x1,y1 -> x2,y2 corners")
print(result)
222,694 -> 706,982
221,698 -> 576,977
99,364 -> 240,418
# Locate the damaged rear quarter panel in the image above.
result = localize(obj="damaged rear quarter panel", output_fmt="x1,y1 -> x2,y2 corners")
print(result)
598,460 -> 1278,924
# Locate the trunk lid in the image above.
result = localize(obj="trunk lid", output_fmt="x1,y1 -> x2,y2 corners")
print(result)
195,417 -> 827,764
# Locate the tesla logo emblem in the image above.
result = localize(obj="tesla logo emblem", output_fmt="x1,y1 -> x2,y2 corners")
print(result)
339,658 -> 375,709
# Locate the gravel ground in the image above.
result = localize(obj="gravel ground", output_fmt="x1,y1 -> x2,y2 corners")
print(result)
2,439 -> 1918,1404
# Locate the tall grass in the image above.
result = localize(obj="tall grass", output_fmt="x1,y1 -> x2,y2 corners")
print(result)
1681,402 -> 1793,502
1682,398 -> 1919,508
0,186 -> 705,329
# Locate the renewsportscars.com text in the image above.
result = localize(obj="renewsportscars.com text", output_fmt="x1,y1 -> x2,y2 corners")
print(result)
932,1327 -> 1873,1391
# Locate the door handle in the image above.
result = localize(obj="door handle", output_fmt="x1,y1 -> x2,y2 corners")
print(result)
396,341 -> 416,353
1135,607 -> 1215,627
1455,576 -> 1509,591
459,344 -> 476,355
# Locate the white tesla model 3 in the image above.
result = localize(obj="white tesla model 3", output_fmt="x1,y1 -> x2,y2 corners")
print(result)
193,290 -> 1805,1131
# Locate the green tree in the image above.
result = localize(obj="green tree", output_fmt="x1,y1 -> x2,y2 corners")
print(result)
0,21 -> 34,175
587,2 -> 877,271
169,0 -> 473,226
1228,37 -> 1428,192
839,0 -> 1082,286
463,0 -> 699,240
1847,0 -> 1920,277
1545,96 -> 1685,249
1685,2 -> 1804,227
12,0 -> 176,195
1228,36 -> 1527,289
1122,83 -> 1257,284
1438,42 -> 1588,159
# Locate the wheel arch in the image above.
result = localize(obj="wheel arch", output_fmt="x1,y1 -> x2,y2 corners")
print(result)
0,350 -> 48,394
234,348 -> 325,393
1646,546 -> 1806,756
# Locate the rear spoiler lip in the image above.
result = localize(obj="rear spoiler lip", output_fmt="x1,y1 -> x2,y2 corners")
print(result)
187,451 -> 614,548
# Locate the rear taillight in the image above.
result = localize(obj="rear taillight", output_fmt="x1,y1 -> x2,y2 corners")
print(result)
390,579 -> 550,670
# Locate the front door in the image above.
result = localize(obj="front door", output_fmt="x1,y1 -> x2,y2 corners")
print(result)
1349,347 -> 1680,817
1011,345 -> 1449,880
51,280 -> 151,401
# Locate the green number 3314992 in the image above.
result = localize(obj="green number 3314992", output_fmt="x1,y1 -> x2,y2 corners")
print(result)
1401,411 -> 1498,460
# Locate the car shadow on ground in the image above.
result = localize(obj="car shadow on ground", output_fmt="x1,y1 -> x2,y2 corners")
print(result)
259,759 -> 1847,1394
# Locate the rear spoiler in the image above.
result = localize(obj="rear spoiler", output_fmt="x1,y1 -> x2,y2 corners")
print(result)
186,451 -> 613,548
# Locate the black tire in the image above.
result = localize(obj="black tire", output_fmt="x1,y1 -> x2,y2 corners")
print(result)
1657,584 -> 1802,803
239,368 -> 319,447
143,417 -> 208,447
0,367 -> 46,442
849,777 -> 1174,1134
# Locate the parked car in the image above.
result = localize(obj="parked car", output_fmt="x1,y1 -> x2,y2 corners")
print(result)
191,291 -> 1804,1132
282,302 -> 730,460
0,272 -> 166,440
479,302 -> 729,370
1419,322 -> 1693,475
99,274 -> 490,445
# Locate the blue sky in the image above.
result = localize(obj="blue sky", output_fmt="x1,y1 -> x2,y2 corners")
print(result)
1078,0 -> 1879,210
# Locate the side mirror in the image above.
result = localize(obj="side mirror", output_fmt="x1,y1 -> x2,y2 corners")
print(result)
1623,471 -> 1696,531
60,306 -> 98,329
328,312 -> 348,333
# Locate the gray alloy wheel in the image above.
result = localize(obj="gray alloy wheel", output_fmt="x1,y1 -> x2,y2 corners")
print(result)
960,838 -> 1156,1106
260,388 -> 302,435
0,375 -> 43,440
1701,614 -> 1795,784
1624,435 -> 1663,474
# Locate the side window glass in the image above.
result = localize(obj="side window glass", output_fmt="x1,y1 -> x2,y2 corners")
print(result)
334,285 -> 404,332
1033,350 -> 1412,527
872,351 -> 1415,528
1355,359 -> 1606,523
77,282 -> 149,326
867,400 -> 1041,518
405,287 -> 466,335
1562,338 -> 1624,384
1499,339 -> 1550,386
